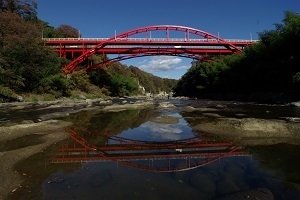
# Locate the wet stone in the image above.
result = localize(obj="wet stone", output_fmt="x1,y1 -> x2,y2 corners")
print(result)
215,188 -> 274,200
224,165 -> 246,180
158,102 -> 175,108
216,177 -> 240,195
47,176 -> 65,184
172,169 -> 193,184
150,116 -> 179,124
90,170 -> 112,187
189,172 -> 216,195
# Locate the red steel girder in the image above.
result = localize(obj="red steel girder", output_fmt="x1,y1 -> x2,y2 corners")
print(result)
45,39 -> 253,47
52,48 -> 234,55
86,53 -> 202,71
54,47 -> 228,70
57,25 -> 244,73
51,129 -> 248,172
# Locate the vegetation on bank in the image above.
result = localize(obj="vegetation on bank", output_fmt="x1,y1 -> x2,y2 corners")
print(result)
3,1 -> 298,103
0,0 -> 177,102
174,11 -> 300,102
88,62 -> 177,97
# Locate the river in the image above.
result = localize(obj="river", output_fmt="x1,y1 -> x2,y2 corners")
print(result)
2,99 -> 300,199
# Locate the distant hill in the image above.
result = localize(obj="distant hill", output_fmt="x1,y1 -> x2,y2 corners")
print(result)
88,61 -> 178,96
128,66 -> 178,94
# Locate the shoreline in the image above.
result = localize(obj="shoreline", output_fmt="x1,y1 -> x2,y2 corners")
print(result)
0,120 -> 72,200
0,99 -> 155,200
0,98 -> 300,199
178,91 -> 300,105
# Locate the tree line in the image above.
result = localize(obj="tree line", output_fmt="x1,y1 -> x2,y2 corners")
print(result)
173,11 -> 300,103
0,0 -> 177,101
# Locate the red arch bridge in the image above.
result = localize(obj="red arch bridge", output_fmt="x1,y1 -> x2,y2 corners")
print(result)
50,128 -> 248,172
44,25 -> 257,73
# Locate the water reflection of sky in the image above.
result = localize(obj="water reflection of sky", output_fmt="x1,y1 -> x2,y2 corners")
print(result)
111,113 -> 195,142
44,103 -> 300,200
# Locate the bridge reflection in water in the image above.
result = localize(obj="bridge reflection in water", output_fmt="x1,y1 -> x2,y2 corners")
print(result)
51,128 -> 248,172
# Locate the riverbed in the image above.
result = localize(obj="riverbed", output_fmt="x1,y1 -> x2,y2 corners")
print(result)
0,98 -> 300,200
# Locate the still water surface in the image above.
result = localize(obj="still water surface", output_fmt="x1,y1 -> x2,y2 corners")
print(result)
36,100 -> 300,200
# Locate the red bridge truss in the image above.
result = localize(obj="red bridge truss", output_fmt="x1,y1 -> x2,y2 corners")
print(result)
51,129 -> 248,172
44,25 -> 257,73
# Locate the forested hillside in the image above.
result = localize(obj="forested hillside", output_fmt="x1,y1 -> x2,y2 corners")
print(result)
88,62 -> 177,97
0,0 -> 177,101
129,66 -> 177,94
174,11 -> 300,102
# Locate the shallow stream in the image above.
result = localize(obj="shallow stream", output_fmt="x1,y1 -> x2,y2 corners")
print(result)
3,99 -> 300,199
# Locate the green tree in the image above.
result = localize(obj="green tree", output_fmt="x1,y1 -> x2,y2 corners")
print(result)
174,11 -> 300,101
109,72 -> 139,96
56,24 -> 80,38
0,0 -> 37,20
0,11 -> 72,100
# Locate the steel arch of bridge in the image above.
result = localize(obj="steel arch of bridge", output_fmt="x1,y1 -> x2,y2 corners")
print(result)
64,25 -> 243,73
51,128 -> 248,172
87,51 -> 203,71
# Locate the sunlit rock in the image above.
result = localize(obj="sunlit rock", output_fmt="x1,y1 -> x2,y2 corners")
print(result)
17,96 -> 23,102
290,101 -> 300,107
150,116 -> 179,124
158,102 -> 175,108
193,117 -> 300,140
78,94 -> 86,99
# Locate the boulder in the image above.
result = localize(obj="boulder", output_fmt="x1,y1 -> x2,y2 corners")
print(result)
158,102 -> 175,108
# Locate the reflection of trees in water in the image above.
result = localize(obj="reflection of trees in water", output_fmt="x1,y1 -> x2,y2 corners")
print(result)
63,109 -> 102,129
63,108 -> 157,145
64,108 -> 156,134
247,144 -> 300,185
88,108 -> 157,135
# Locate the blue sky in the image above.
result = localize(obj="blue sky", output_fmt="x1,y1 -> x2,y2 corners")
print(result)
36,0 -> 300,79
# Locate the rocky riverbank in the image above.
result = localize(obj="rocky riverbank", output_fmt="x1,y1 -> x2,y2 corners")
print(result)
1,98 -> 300,199
0,120 -> 72,200
181,102 -> 300,145
192,117 -> 300,145
0,98 -> 155,200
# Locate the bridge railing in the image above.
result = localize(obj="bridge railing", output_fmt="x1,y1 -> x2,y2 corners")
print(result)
43,37 -> 258,43
49,45 -> 232,50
